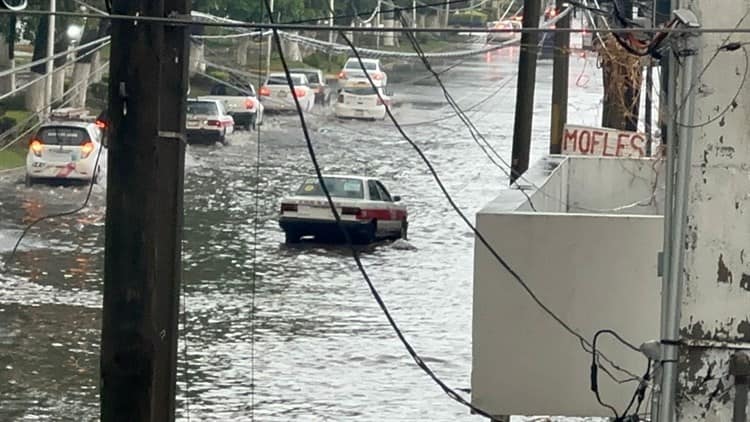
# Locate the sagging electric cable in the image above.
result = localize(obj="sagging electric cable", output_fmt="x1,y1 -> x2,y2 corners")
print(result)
262,0 -> 495,417
395,10 -> 537,209
337,30 -> 645,385
2,113 -> 107,272
590,329 -> 651,421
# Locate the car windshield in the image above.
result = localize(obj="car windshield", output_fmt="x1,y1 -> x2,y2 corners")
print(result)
343,86 -> 380,96
345,60 -> 377,70
293,71 -> 320,84
210,83 -> 254,96
37,126 -> 89,146
295,177 -> 364,199
267,75 -> 305,85
187,101 -> 218,115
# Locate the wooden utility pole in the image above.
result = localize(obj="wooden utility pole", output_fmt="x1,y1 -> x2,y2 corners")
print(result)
510,0 -> 541,183
100,0 -> 190,420
549,0 -> 569,154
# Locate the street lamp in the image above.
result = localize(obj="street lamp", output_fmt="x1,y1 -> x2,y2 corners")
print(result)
66,24 -> 83,44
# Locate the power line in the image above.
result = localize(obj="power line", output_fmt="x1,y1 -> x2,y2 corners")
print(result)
263,0 -> 498,417
0,8 -> 746,35
397,10 -> 538,210
337,28 -> 649,415
2,114 -> 106,273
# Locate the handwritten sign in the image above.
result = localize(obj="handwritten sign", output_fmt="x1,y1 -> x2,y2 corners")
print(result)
562,124 -> 648,157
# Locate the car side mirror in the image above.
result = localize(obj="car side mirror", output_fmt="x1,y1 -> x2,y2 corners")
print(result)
393,195 -> 401,202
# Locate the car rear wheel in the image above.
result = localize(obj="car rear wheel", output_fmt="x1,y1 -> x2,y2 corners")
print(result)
359,221 -> 377,244
285,231 -> 301,244
24,174 -> 33,187
400,221 -> 408,240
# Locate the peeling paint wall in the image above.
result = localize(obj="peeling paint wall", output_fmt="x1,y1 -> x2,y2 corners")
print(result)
678,1 -> 750,420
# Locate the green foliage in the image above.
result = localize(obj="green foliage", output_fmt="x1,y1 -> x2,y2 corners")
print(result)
448,10 -> 488,27
0,95 -> 27,112
302,52 -> 347,73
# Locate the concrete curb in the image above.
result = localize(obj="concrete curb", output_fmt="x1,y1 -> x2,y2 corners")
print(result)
0,166 -> 24,175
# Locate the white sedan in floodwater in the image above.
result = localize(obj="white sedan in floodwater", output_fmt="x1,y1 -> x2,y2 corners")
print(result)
334,81 -> 392,121
278,175 -> 408,244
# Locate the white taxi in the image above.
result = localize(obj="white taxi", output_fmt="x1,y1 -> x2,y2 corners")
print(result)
334,82 -> 391,120
186,99 -> 234,145
25,121 -> 106,186
338,58 -> 388,88
279,175 -> 408,244
259,73 -> 315,112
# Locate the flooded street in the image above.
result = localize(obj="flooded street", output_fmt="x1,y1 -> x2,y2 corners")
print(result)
0,52 -> 603,421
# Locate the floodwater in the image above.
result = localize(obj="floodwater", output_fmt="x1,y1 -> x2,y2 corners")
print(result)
0,51 -> 606,421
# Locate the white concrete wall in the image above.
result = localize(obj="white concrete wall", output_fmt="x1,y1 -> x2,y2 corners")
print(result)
567,157 -> 665,215
472,155 -> 666,418
472,212 -> 662,418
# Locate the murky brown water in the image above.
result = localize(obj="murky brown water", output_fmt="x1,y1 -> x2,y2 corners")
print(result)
0,52 -> 604,421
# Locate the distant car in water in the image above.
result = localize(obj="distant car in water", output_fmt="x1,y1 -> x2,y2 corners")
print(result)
199,82 -> 264,130
25,119 -> 106,186
279,175 -> 408,244
338,58 -> 388,88
486,20 -> 520,44
289,68 -> 332,106
185,99 -> 234,145
334,81 -> 391,121
259,72 -> 315,112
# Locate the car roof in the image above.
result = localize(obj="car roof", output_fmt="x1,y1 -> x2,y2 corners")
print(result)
302,174 -> 379,182
289,68 -> 320,73
269,72 -> 306,78
347,57 -> 379,63
40,121 -> 95,130
188,98 -> 220,104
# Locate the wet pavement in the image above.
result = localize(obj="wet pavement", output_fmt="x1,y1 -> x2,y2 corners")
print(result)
0,51 -> 604,421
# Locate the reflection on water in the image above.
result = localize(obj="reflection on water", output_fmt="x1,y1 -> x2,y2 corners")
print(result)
0,55 -> 603,421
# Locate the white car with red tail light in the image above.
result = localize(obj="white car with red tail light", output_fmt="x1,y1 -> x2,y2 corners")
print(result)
279,175 -> 407,244
186,99 -> 234,145
335,82 -> 391,120
25,121 -> 106,186
199,82 -> 264,130
259,73 -> 315,112
338,58 -> 388,88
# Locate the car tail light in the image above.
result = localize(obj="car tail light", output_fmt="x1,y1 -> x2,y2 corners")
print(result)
341,207 -> 361,217
81,141 -> 95,158
338,94 -> 344,103
95,119 -> 107,129
281,203 -> 298,213
372,72 -> 383,81
206,120 -> 222,127
338,71 -> 347,79
259,86 -> 271,96
293,88 -> 306,98
245,98 -> 255,109
29,139 -> 43,157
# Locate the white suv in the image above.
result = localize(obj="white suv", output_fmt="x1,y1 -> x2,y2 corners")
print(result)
338,58 -> 388,88
25,121 -> 106,186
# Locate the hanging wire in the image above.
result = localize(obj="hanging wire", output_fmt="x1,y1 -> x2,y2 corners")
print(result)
250,25 -> 265,422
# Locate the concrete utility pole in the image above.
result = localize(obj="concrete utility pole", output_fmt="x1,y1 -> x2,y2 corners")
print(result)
549,0 -> 569,154
266,0 -> 274,77
100,0 -> 190,420
509,0 -> 541,183
44,0 -> 55,116
663,1 -> 750,420
445,0 -> 450,27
